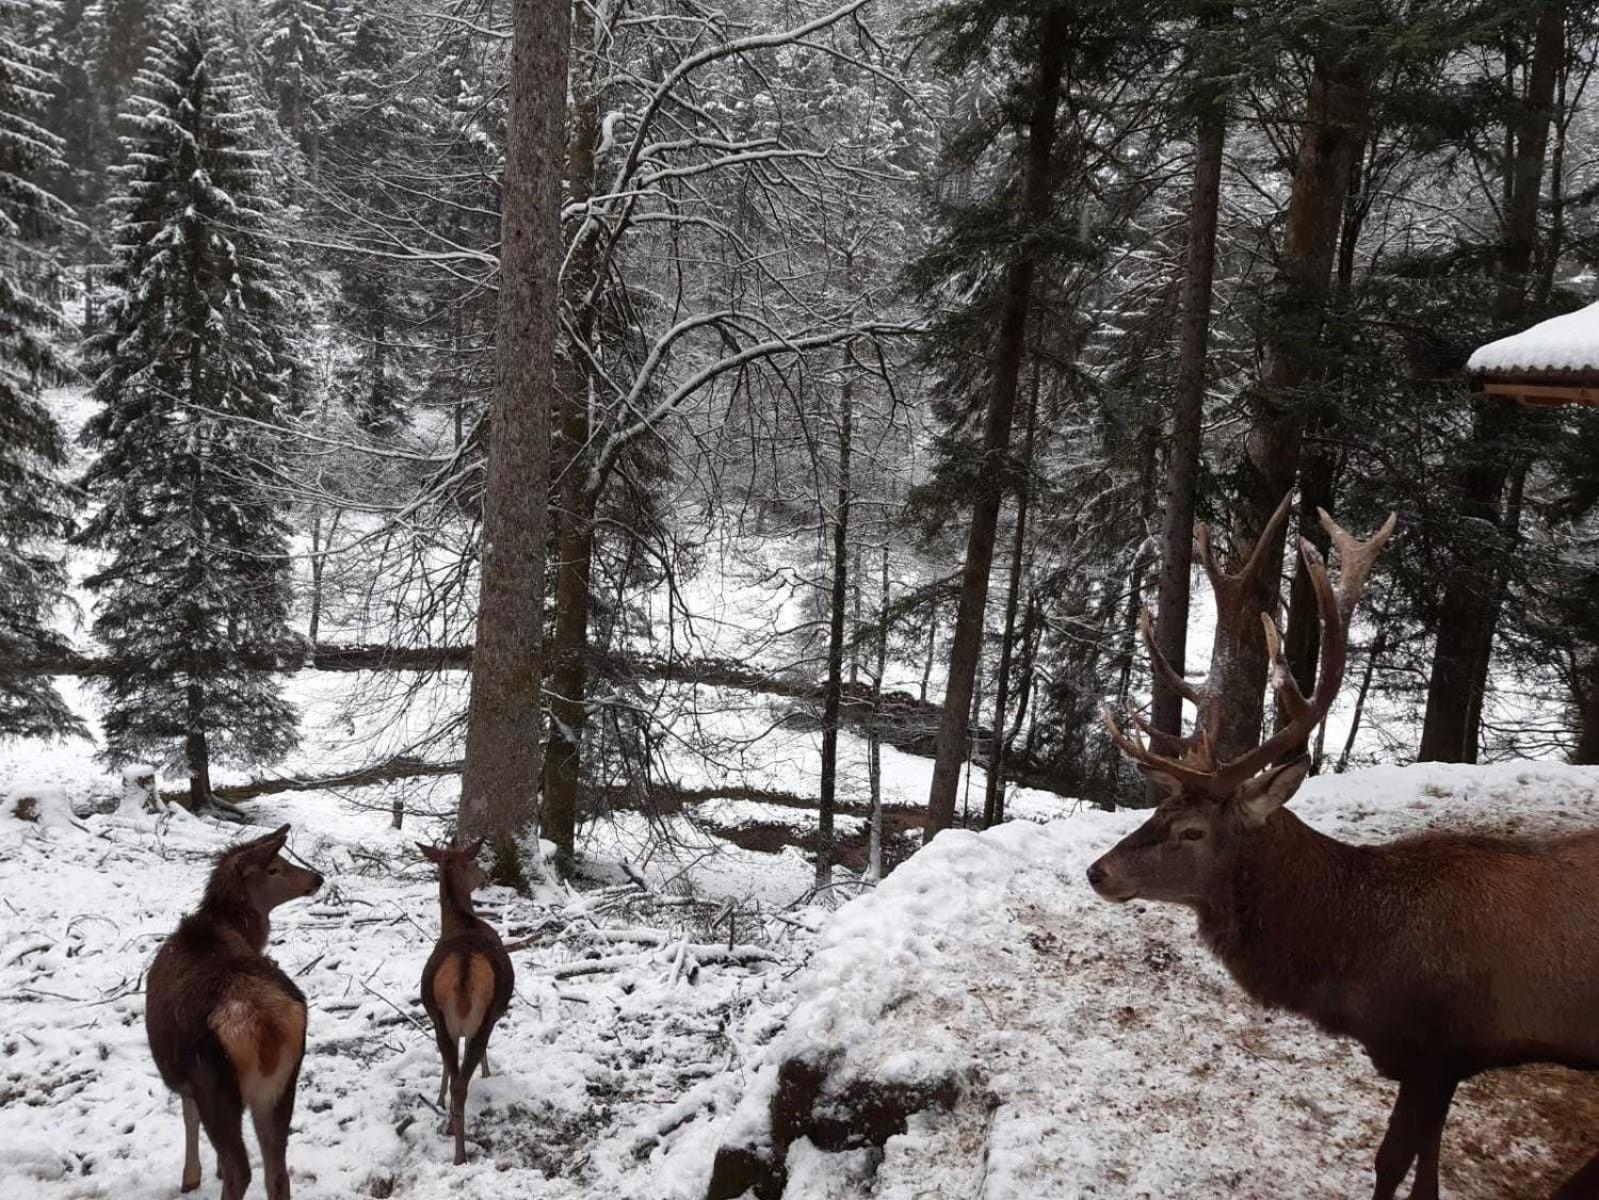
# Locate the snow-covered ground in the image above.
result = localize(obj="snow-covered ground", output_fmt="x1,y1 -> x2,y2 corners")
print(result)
5,760 -> 1598,1199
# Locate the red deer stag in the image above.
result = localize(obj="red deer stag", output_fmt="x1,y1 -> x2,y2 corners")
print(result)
145,824 -> 324,1199
418,839 -> 513,1165
1087,504 -> 1599,1200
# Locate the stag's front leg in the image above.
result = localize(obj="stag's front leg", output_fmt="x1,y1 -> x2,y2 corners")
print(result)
1406,1078 -> 1457,1200
1371,1077 -> 1456,1200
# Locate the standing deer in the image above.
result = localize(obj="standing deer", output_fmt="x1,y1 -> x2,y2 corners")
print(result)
417,839 -> 513,1165
145,824 -> 324,1199
1088,503 -> 1599,1200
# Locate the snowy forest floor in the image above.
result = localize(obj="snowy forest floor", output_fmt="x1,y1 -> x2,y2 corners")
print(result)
4,759 -> 1599,1198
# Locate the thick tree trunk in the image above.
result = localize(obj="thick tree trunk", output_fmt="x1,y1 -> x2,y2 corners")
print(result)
816,375 -> 852,888
1575,654 -> 1599,765
1208,44 -> 1373,760
982,365 -> 1039,829
541,497 -> 595,876
457,0 -> 569,881
186,680 -> 211,810
1420,3 -> 1562,763
926,9 -> 1068,839
1151,4 -> 1228,739
534,13 -> 604,876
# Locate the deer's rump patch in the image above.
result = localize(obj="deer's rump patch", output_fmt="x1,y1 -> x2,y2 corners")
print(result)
208,979 -> 307,1110
433,952 -> 495,1040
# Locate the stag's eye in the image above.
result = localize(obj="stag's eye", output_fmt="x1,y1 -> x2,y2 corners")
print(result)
268,864 -> 282,875
1178,828 -> 1205,842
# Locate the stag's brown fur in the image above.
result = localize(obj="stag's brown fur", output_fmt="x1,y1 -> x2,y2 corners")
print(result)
417,840 -> 513,1165
145,825 -> 323,1200
1091,506 -> 1599,1199
1203,816 -> 1599,1083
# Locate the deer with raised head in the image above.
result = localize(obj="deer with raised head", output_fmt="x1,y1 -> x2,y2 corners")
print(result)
1088,503 -> 1599,1200
145,824 -> 325,1199
417,839 -> 513,1165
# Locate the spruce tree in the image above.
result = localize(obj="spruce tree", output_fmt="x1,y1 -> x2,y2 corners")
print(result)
0,0 -> 86,739
80,0 -> 298,804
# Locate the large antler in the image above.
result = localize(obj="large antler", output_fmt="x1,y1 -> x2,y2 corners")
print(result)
1103,502 -> 1395,798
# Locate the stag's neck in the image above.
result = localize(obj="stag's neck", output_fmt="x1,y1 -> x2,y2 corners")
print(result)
437,876 -> 480,938
1196,810 -> 1378,1034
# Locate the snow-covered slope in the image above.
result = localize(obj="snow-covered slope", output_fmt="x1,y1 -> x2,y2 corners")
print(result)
688,762 -> 1599,1200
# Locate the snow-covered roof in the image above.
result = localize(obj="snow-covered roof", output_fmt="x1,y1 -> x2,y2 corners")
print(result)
1468,300 -> 1599,375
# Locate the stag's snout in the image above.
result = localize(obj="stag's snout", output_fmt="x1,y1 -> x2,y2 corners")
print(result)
1086,854 -> 1136,903
305,869 -> 326,894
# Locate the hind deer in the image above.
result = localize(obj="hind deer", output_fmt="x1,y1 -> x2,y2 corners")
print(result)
417,839 -> 513,1165
1088,502 -> 1599,1200
145,824 -> 324,1199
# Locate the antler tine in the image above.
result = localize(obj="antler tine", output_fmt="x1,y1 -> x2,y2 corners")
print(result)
1211,516 -> 1390,793
1317,508 -> 1398,622
1261,612 -> 1311,726
1100,703 -> 1217,789
1139,607 -> 1203,708
1128,708 -> 1193,760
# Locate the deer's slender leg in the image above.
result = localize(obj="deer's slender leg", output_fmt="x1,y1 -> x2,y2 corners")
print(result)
181,1095 -> 202,1192
452,1029 -> 493,1166
1371,1077 -> 1456,1200
1552,1150 -> 1599,1200
432,1024 -> 458,1135
480,1050 -> 491,1079
1404,1078 -> 1457,1200
193,1073 -> 250,1200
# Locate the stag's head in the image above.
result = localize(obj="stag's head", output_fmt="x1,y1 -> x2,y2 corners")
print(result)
1086,503 -> 1395,909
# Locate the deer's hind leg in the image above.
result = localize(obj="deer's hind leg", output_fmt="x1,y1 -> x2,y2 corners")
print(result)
451,1024 -> 496,1166
252,1054 -> 302,1200
1552,1150 -> 1599,1199
192,1066 -> 251,1200
181,1095 -> 202,1192
430,1018 -> 459,1135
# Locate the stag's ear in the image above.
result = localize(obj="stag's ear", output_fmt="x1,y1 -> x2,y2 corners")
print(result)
1139,769 -> 1186,804
462,837 -> 486,860
416,842 -> 444,863
1234,757 -> 1311,827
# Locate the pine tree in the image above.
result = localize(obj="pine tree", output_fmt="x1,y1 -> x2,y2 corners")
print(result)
258,0 -> 330,163
79,0 -> 298,803
0,0 -> 85,739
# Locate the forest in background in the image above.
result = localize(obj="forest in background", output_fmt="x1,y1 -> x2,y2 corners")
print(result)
5,0 -> 1599,882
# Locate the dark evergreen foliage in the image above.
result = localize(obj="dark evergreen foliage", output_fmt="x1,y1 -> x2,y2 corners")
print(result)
79,0 -> 298,787
0,0 -> 86,739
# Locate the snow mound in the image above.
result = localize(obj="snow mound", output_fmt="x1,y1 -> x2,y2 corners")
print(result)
695,762 -> 1599,1199
1468,301 -> 1599,373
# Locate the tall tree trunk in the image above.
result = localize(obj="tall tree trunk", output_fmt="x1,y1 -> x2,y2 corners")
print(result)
867,538 -> 889,882
1116,424 -> 1160,702
817,374 -> 853,887
1420,3 -> 1562,763
1575,653 -> 1599,764
1151,2 -> 1229,738
926,9 -> 1068,839
457,0 -> 569,882
1208,40 -> 1374,759
537,14 -> 603,875
1461,462 -> 1527,760
982,363 -> 1039,829
1336,616 -> 1387,773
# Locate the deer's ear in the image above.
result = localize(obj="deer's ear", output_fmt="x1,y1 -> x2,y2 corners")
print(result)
416,842 -> 443,863
1234,757 -> 1311,827
1139,769 -> 1185,804
237,824 -> 290,861
463,837 -> 486,860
